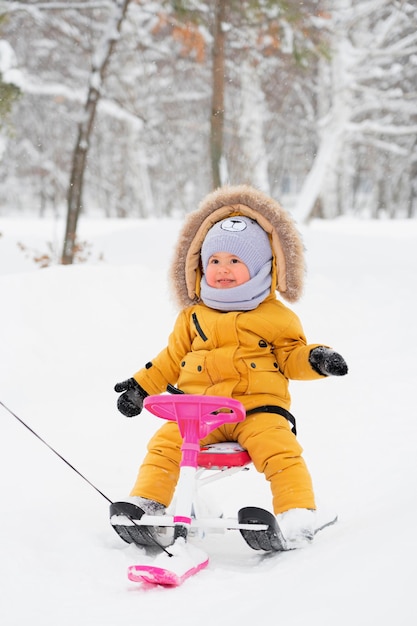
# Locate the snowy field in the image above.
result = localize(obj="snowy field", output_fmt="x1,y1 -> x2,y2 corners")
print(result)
1,214 -> 416,625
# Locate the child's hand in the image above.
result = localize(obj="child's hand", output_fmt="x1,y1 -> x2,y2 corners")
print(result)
309,347 -> 348,376
114,378 -> 148,417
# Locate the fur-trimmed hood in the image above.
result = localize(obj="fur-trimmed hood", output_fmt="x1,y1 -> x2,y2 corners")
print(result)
170,185 -> 305,309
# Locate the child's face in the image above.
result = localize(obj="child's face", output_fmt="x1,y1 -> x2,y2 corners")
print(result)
205,252 -> 250,289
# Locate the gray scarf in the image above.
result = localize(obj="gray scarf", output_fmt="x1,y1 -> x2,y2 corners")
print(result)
200,260 -> 272,312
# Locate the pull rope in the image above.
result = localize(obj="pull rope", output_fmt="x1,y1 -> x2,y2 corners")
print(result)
0,399 -> 113,504
0,399 -> 173,556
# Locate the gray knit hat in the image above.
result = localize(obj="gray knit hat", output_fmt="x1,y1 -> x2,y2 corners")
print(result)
201,216 -> 272,278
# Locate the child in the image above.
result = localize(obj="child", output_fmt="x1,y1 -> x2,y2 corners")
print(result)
114,185 -> 347,550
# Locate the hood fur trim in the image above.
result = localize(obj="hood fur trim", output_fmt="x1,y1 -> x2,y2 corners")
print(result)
170,185 -> 305,308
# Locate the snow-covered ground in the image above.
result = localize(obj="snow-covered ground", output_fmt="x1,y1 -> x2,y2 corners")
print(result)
1,215 -> 416,625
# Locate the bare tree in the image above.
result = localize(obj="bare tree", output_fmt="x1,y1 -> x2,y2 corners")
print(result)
61,0 -> 132,265
173,0 -> 326,190
295,0 -> 417,222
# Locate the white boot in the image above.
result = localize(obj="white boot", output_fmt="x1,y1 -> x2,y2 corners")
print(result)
124,496 -> 174,546
276,508 -> 316,549
128,496 -> 166,515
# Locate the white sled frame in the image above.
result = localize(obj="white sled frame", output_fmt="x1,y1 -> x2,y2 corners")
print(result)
116,395 -> 268,539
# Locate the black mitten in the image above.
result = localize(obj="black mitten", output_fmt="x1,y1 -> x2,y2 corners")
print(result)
114,378 -> 148,417
309,347 -> 348,376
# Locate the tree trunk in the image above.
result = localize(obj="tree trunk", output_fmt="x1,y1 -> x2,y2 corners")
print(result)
408,139 -> 417,218
61,0 -> 131,265
210,0 -> 226,190
238,58 -> 270,193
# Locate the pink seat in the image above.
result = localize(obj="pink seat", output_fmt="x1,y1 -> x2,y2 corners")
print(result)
198,442 -> 251,469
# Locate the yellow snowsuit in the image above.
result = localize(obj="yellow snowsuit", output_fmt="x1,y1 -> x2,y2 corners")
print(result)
131,296 -> 324,514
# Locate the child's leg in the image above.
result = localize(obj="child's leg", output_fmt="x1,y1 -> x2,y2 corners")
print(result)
232,413 -> 316,514
129,421 -> 182,507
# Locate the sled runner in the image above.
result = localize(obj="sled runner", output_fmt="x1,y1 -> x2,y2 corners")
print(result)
110,394 -> 337,586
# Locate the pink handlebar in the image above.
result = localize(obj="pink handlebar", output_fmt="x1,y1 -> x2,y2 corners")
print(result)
143,394 -> 246,440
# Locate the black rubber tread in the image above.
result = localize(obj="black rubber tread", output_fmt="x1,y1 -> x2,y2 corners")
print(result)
238,506 -> 286,552
109,501 -> 162,548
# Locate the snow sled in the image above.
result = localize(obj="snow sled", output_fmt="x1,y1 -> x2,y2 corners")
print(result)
110,394 -> 336,586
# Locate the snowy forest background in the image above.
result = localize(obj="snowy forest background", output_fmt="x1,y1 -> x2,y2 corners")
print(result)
1,0 -> 417,247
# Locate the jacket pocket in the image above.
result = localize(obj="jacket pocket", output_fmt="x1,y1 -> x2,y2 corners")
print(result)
243,356 -> 282,395
178,352 -> 212,392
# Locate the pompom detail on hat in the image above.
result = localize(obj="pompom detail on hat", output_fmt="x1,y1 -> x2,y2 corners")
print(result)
201,216 -> 272,279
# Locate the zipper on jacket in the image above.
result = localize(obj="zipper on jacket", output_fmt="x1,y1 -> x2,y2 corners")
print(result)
192,312 -> 208,342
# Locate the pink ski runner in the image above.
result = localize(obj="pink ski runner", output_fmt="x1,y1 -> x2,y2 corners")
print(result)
128,559 -> 209,587
128,537 -> 209,587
